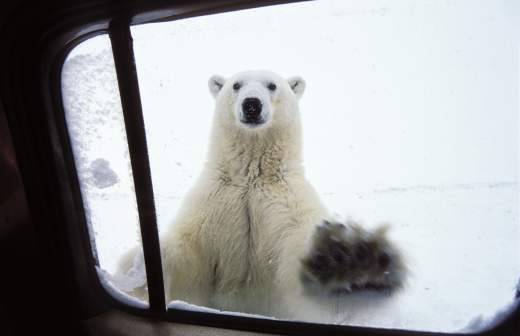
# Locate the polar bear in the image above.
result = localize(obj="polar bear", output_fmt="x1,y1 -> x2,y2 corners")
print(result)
118,70 -> 406,318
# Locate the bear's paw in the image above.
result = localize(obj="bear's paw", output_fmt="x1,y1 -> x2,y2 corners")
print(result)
300,220 -> 407,296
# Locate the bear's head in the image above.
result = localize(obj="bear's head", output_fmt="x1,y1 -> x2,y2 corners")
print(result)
208,71 -> 305,132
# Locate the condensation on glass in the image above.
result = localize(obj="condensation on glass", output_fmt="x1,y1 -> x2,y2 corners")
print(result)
61,34 -> 148,304
130,0 -> 519,332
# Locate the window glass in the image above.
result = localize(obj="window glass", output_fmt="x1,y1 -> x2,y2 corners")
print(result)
123,0 -> 517,331
61,34 -> 148,303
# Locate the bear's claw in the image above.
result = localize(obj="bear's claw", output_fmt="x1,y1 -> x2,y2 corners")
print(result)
300,220 -> 406,295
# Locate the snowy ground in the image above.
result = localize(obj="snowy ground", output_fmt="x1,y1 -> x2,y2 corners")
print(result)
61,0 -> 519,333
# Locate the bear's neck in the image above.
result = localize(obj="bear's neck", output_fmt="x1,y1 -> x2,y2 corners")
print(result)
207,122 -> 304,183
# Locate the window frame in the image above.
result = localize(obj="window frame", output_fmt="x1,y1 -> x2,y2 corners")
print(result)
1,0 -> 518,335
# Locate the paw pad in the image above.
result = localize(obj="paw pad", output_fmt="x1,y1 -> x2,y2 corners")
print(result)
301,220 -> 406,294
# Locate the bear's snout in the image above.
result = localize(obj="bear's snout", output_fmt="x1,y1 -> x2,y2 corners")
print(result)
241,97 -> 263,124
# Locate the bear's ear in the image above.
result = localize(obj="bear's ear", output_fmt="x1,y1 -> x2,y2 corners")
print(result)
209,75 -> 226,98
287,76 -> 306,99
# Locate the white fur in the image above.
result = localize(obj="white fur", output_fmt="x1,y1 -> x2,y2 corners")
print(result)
122,71 -> 333,317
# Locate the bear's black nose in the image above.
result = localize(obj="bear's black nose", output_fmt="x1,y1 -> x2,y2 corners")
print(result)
242,97 -> 263,123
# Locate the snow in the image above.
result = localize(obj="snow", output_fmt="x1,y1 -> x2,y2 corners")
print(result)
88,158 -> 120,189
111,249 -> 147,293
96,267 -> 148,309
460,299 -> 519,333
60,0 -> 519,333
61,35 -> 145,295
168,300 -> 279,320
292,183 -> 519,330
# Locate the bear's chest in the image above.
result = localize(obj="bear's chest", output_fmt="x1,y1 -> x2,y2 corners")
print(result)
208,182 -> 286,291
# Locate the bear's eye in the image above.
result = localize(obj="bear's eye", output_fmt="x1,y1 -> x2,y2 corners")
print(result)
267,82 -> 277,91
233,82 -> 242,91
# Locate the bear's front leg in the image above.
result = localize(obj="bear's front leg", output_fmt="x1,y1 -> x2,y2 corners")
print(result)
300,220 -> 407,295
